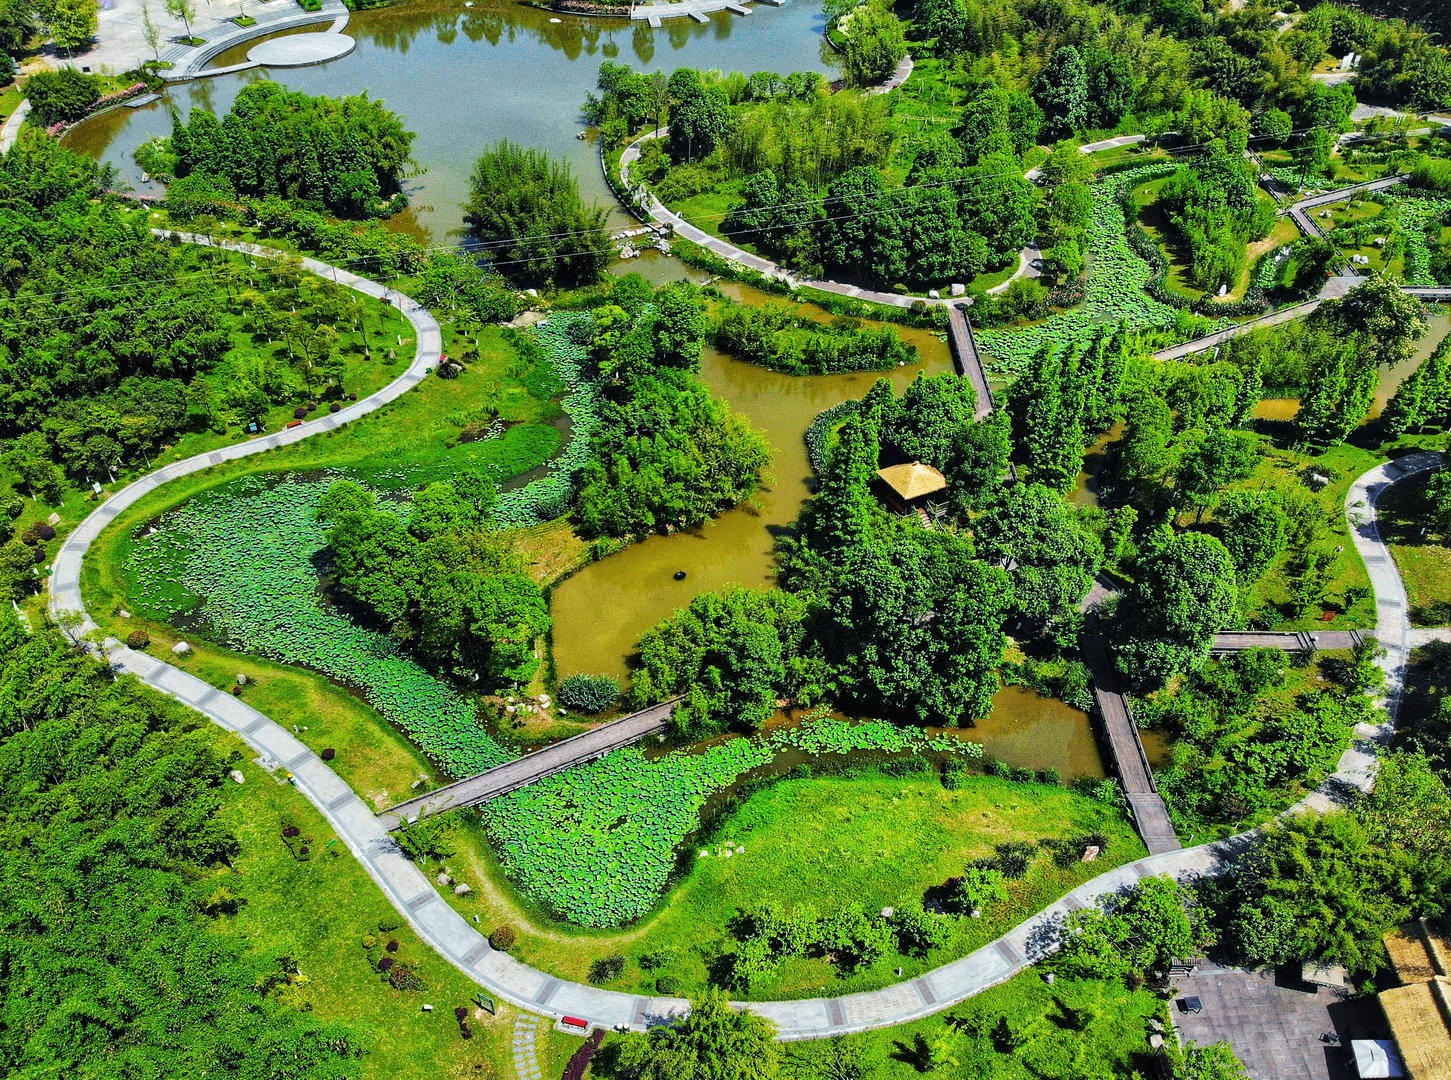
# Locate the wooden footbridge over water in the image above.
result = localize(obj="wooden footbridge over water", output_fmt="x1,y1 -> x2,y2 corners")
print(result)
378,698 -> 680,830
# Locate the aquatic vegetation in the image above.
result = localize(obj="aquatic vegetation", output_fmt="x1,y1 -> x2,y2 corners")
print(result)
1389,192 -> 1451,286
495,313 -> 603,527
483,716 -> 982,927
976,165 -> 1218,374
126,475 -> 510,776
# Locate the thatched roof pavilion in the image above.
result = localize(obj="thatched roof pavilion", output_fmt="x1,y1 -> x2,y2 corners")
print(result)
876,462 -> 947,509
1378,921 -> 1451,1080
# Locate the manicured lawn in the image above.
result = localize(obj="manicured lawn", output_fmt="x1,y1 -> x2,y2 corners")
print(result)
212,748 -> 529,1080
1375,468 -> 1451,627
416,770 -> 1144,1002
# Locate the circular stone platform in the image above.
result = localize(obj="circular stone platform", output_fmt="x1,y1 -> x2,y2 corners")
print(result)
248,33 -> 356,67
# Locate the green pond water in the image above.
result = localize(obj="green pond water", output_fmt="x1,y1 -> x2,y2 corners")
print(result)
65,0 -> 835,243
70,1 -> 1108,775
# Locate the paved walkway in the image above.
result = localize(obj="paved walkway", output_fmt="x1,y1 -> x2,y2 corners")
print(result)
0,98 -> 29,153
513,1014 -> 543,1080
630,0 -> 783,22
156,0 -> 348,81
617,128 -> 1037,309
378,697 -> 680,829
45,232 -> 1446,1040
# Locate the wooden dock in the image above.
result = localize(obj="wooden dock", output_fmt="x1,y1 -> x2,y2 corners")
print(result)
378,698 -> 680,829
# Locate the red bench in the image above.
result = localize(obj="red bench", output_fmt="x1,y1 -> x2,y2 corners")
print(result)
562,1016 -> 588,1030
285,420 -> 303,429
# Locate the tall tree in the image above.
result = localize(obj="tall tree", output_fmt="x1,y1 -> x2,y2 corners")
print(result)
1114,531 -> 1238,686
464,139 -> 610,287
615,992 -> 779,1080
1036,45 -> 1090,139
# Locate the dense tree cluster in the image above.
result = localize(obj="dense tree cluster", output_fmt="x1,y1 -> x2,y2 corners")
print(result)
575,280 -> 771,538
1144,645 -> 1381,830
464,139 -> 610,288
169,81 -> 415,217
0,610 -> 365,1076
1227,751 -> 1451,971
714,300 -> 917,375
317,471 -> 551,687
0,138 -> 372,494
1156,140 -> 1276,293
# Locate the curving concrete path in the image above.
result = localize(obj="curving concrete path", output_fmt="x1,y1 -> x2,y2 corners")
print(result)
46,231 -> 1446,1039
156,0 -> 349,81
617,128 -> 1040,310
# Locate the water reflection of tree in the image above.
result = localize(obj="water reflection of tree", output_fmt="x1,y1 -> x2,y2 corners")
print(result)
631,21 -> 653,64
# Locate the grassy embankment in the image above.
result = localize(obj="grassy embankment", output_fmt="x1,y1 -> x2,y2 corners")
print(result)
207,741 -> 582,1080
591,967 -> 1168,1079
1376,467 -> 1451,626
405,770 -> 1144,1002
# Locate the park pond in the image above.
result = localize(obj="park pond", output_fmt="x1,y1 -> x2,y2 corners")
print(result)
65,0 -> 837,243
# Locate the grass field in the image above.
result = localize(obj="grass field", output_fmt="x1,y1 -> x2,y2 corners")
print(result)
210,741 -> 584,1080
1376,468 -> 1451,627
410,770 -> 1144,1002
1227,437 -> 1384,631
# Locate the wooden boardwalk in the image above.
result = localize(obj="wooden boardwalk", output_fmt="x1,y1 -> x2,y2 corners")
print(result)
947,303 -> 995,419
1080,635 -> 1181,854
378,698 -> 680,829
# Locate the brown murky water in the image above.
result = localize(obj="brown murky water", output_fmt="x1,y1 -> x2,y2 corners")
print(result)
551,296 -> 954,679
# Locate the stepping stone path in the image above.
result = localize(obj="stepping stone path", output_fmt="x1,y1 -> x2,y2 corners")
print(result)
513,1014 -> 543,1080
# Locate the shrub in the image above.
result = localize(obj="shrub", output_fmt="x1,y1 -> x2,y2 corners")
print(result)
563,1029 -> 606,1080
557,673 -> 620,714
454,1006 -> 468,1022
985,759 -> 1010,779
282,825 -> 301,838
588,955 -> 626,983
36,525 -> 55,542
488,925 -> 516,951
941,761 -> 970,790
321,747 -> 336,761
378,916 -> 401,932
385,939 -> 399,953
1008,766 -> 1035,784
1035,768 -> 1062,786
386,962 -> 426,991
329,402 -> 341,413
638,950 -> 670,970
881,757 -> 931,777
2,495 -> 23,519
992,842 -> 1036,879
954,865 -> 1009,913
361,933 -> 377,949
655,974 -> 681,995
377,956 -> 395,971
293,407 -> 308,419
126,630 -> 151,648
